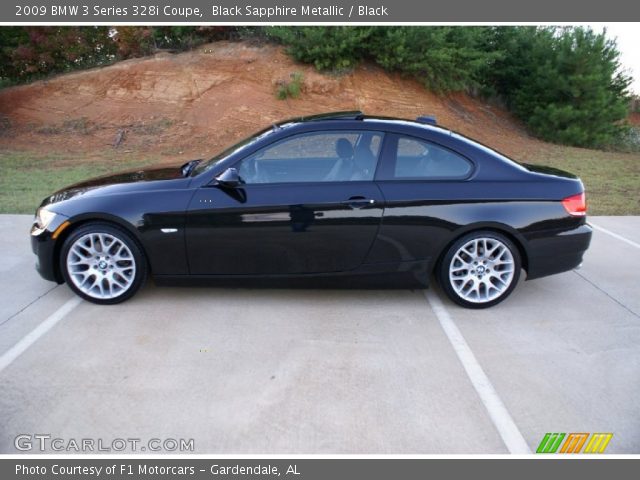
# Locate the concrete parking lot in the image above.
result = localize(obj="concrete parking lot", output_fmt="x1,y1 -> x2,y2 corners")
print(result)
0,214 -> 638,454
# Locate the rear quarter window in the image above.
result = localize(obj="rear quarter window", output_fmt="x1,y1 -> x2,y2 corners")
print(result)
384,135 -> 473,180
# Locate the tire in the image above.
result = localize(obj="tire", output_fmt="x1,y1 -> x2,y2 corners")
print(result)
60,222 -> 147,305
438,230 -> 521,309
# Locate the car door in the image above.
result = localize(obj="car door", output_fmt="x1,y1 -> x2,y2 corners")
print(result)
185,130 -> 385,275
367,133 -> 476,266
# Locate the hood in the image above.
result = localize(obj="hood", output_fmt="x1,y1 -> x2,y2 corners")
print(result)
67,165 -> 184,189
41,164 -> 189,208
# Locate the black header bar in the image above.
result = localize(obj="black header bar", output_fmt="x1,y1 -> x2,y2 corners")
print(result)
3,0 -> 640,23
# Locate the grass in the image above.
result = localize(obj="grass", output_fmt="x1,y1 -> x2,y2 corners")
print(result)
31,117 -> 97,135
25,117 -> 175,137
522,145 -> 640,215
0,150 -> 155,214
127,118 -> 174,135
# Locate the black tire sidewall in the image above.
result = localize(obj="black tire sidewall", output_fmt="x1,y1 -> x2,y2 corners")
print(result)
60,222 -> 147,305
438,230 -> 521,309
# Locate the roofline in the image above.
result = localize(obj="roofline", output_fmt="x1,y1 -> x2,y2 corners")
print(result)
277,111 -> 364,125
274,110 -> 461,138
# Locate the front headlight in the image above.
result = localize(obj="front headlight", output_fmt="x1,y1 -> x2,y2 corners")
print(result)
35,207 -> 59,230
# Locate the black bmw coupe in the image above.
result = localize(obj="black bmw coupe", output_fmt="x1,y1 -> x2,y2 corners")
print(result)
31,111 -> 592,308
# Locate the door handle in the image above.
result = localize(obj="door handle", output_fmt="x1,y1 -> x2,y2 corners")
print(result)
341,196 -> 376,209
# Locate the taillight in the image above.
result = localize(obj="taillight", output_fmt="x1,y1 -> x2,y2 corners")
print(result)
562,192 -> 587,216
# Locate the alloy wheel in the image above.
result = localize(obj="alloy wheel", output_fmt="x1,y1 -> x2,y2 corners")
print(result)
66,232 -> 137,300
448,237 -> 515,304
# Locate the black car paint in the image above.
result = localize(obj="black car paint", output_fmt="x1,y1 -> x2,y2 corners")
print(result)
31,116 -> 592,287
187,182 -> 385,275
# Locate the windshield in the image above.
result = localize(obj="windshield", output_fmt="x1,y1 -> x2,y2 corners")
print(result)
191,126 -> 278,176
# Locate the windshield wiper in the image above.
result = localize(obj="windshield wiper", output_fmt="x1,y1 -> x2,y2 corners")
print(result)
181,159 -> 202,177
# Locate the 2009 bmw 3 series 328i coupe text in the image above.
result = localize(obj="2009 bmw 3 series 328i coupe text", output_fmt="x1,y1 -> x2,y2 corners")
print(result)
31,112 -> 592,308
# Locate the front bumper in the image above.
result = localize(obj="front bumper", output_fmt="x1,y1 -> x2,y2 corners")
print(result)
525,222 -> 593,280
30,220 -> 66,284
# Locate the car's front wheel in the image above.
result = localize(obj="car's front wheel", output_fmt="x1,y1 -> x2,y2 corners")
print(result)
438,231 -> 521,308
60,223 -> 147,304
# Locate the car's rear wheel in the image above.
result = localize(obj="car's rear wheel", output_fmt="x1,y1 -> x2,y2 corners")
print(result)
60,223 -> 147,304
438,231 -> 521,308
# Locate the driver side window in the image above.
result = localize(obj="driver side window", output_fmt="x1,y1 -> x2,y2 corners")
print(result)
237,131 -> 382,184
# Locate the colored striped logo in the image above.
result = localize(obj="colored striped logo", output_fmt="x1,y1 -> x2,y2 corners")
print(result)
536,433 -> 613,454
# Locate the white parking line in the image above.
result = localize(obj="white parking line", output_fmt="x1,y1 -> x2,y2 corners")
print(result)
590,222 -> 640,249
0,296 -> 81,374
424,289 -> 531,454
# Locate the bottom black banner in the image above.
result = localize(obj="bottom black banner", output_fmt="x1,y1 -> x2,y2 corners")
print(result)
3,458 -> 638,480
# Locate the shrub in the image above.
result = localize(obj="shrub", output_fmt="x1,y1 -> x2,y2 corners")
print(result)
0,27 -> 116,83
267,26 -> 374,72
276,72 -> 304,100
113,27 -> 155,58
267,26 -> 498,92
369,27 -> 499,92
0,26 -> 236,85
152,26 -> 234,51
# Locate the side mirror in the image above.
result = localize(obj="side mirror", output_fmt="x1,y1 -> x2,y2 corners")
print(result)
215,167 -> 241,187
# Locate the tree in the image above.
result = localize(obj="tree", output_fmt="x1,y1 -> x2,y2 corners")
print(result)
488,27 -> 631,147
370,27 -> 499,92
